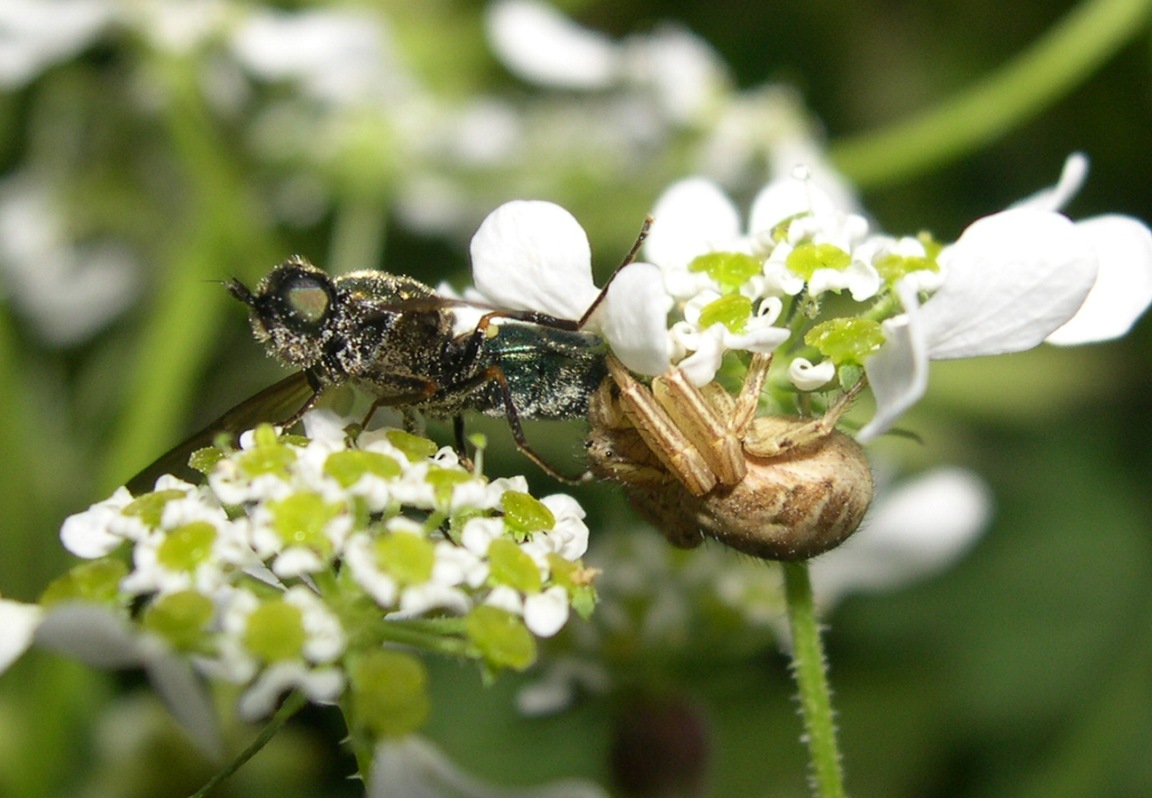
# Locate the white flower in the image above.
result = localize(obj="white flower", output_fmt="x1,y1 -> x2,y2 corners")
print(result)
0,599 -> 43,674
523,586 -> 570,638
0,174 -> 140,345
484,0 -> 726,123
368,735 -> 609,798
469,200 -> 672,375
0,0 -> 111,88
230,8 -> 399,106
810,468 -> 991,606
860,157 -> 1152,441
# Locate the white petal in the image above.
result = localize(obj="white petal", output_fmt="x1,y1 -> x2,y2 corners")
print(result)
484,0 -> 620,89
810,467 -> 991,605
0,600 -> 42,673
789,358 -> 835,391
523,587 -> 570,638
923,209 -> 1096,359
674,324 -> 726,386
35,604 -> 144,668
146,653 -> 224,759
591,262 -> 672,375
1012,152 -> 1088,213
1046,215 -> 1152,345
369,735 -> 609,798
858,286 -> 928,443
470,201 -> 599,320
645,178 -> 741,271
747,174 -> 840,234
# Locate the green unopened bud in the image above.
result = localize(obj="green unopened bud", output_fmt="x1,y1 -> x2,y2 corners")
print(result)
267,492 -> 341,555
324,450 -> 403,487
123,489 -> 186,528
237,425 -> 297,477
143,590 -> 214,651
385,430 -> 438,462
348,650 -> 430,738
40,559 -> 128,607
466,606 -> 536,671
688,251 -> 762,291
245,598 -> 306,662
487,539 -> 542,593
425,467 -> 472,505
156,521 -> 217,572
875,252 -> 939,286
375,532 -> 436,586
698,293 -> 752,334
501,491 -> 555,539
787,242 -> 851,280
805,317 -> 885,366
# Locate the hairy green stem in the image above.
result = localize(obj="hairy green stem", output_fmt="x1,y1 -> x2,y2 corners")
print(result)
187,690 -> 308,798
831,0 -> 1152,186
782,561 -> 845,798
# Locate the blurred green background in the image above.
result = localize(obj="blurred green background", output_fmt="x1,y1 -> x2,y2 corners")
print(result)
1,1 -> 1150,796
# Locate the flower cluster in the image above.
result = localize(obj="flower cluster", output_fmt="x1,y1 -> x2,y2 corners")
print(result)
467,154 -> 1152,442
6,410 -> 595,744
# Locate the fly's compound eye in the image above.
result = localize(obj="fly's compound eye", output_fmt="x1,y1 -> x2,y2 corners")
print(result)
281,274 -> 331,329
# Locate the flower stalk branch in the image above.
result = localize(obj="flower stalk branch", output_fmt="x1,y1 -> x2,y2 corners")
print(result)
783,560 -> 845,798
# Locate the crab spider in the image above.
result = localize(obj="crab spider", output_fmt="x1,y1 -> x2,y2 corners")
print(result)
586,353 -> 873,561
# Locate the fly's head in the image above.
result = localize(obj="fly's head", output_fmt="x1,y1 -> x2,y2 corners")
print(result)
228,257 -> 338,372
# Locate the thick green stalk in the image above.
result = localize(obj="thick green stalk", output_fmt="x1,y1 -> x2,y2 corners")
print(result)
831,0 -> 1152,186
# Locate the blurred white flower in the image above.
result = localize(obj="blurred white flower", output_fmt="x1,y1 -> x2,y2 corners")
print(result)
369,735 -> 608,798
810,467 -> 992,605
0,0 -> 111,88
0,174 -> 140,346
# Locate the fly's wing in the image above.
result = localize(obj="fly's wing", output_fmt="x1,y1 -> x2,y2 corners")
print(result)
125,371 -> 316,495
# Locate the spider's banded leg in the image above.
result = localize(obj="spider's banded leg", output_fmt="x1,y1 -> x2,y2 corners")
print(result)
605,355 -> 718,496
651,368 -> 746,487
743,377 -> 868,458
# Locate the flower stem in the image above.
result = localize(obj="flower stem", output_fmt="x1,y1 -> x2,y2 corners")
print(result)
782,560 -> 845,798
188,690 -> 308,798
830,0 -> 1152,186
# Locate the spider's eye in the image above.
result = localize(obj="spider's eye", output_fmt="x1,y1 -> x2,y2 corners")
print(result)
284,276 -> 330,326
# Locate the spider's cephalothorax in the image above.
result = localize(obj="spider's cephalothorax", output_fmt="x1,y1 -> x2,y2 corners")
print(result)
586,354 -> 873,561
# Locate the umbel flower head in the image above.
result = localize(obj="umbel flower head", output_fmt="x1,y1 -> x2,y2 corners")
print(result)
469,154 -> 1152,442
11,410 -> 596,746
